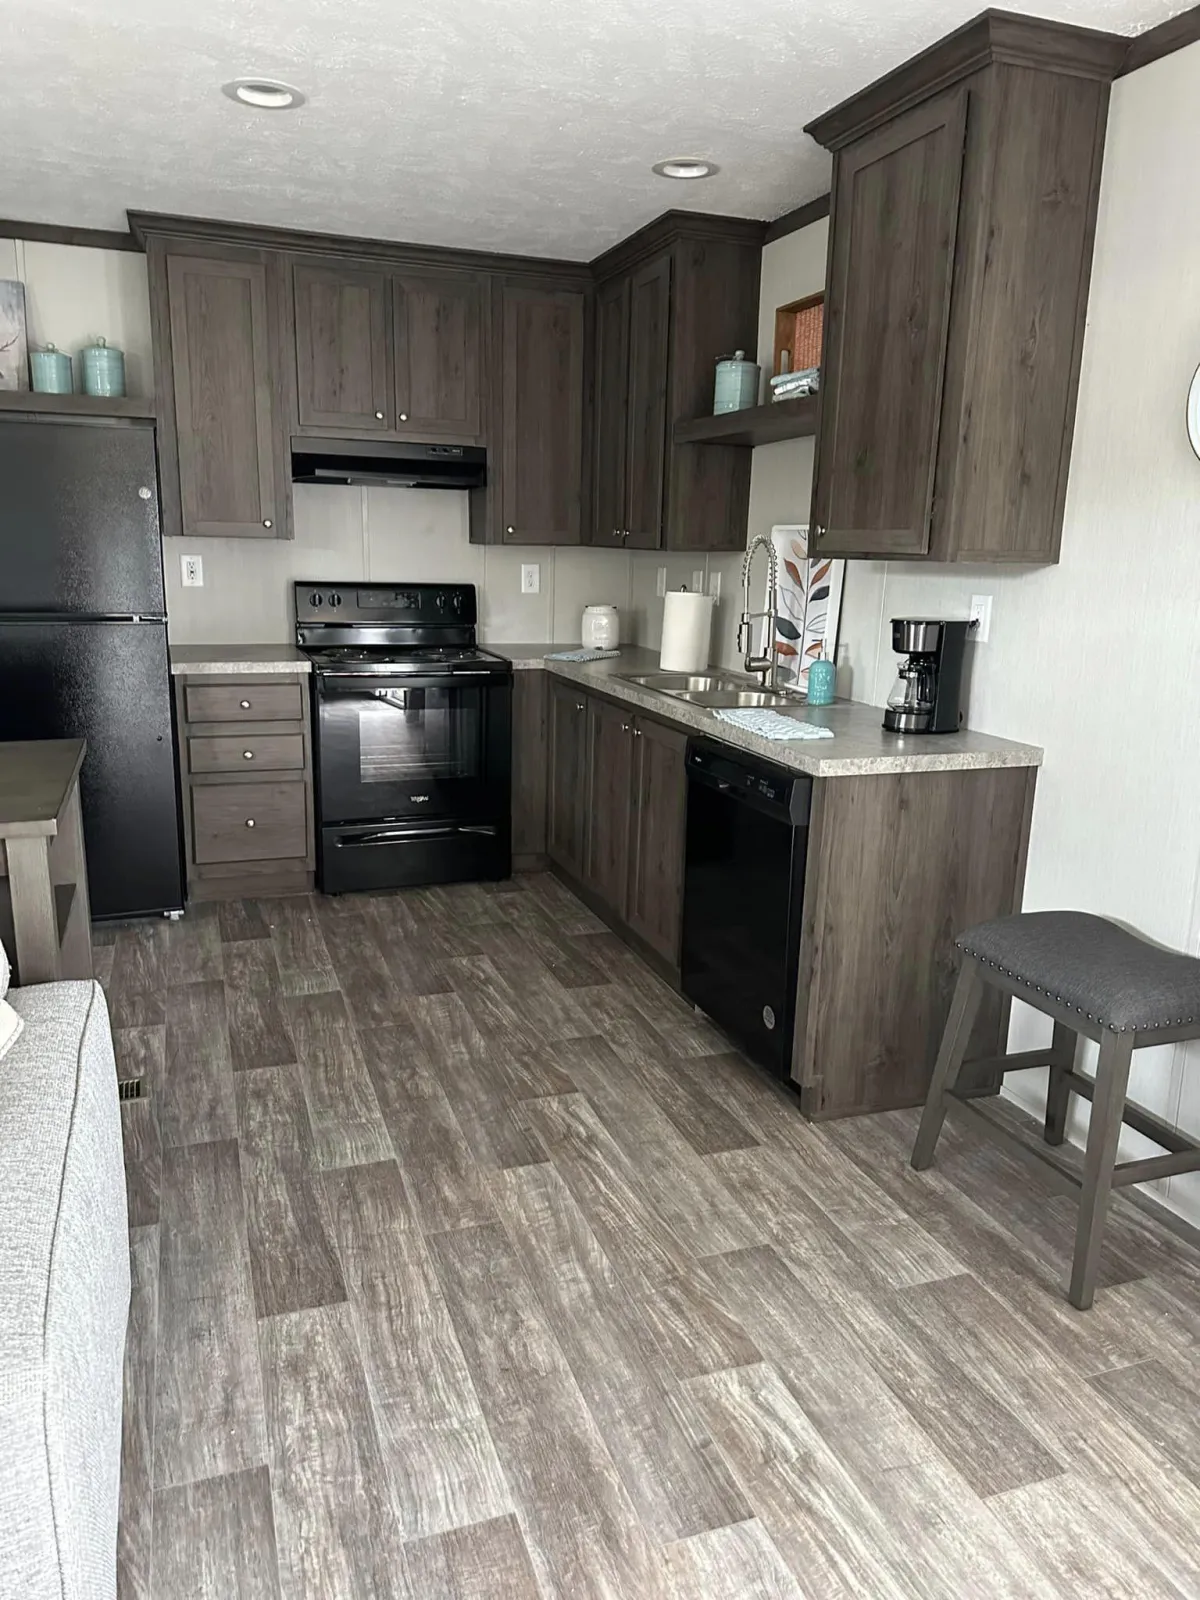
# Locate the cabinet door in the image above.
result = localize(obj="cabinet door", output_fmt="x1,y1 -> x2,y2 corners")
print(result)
499,283 -> 585,545
393,273 -> 483,439
591,276 -> 629,548
812,89 -> 967,558
511,669 -> 548,859
624,255 -> 671,549
626,716 -> 686,966
167,254 -> 280,538
293,262 -> 391,431
547,679 -> 588,878
584,696 -> 634,916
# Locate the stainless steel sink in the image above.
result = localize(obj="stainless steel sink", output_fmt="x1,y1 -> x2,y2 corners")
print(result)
676,689 -> 799,709
620,671 -> 751,694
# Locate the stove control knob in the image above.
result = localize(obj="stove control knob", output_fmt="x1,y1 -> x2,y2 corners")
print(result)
308,591 -> 323,607
434,591 -> 448,611
328,591 -> 343,608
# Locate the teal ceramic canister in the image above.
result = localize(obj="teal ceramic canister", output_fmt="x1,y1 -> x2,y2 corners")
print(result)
81,336 -> 125,398
806,649 -> 836,706
30,344 -> 73,393
713,350 -> 760,414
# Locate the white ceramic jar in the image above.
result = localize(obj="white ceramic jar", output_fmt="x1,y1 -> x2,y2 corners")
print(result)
581,604 -> 620,649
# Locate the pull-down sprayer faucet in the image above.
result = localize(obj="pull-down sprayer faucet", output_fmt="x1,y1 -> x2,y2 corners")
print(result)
738,535 -> 779,689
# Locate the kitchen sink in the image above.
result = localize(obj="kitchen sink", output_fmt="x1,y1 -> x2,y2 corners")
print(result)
620,671 -> 754,694
676,689 -> 799,708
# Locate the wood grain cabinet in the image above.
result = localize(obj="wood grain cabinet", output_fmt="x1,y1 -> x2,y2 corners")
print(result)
174,673 -> 315,899
591,256 -> 671,549
584,696 -> 635,910
393,272 -> 484,439
154,249 -> 288,539
806,13 -> 1126,564
293,261 -> 391,431
625,715 -> 687,965
547,678 -> 589,879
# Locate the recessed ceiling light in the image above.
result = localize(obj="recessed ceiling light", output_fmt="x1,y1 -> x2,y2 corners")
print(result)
652,158 -> 719,181
222,78 -> 306,111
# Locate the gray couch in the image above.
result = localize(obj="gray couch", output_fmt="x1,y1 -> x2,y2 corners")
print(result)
0,979 -> 129,1600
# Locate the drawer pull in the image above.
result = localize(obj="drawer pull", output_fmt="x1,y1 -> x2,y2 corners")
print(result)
245,818 -> 256,828
240,699 -> 251,709
375,410 -> 385,420
243,750 -> 254,760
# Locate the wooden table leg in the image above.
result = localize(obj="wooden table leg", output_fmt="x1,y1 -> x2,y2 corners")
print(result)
6,835 -> 61,985
1070,1029 -> 1134,1310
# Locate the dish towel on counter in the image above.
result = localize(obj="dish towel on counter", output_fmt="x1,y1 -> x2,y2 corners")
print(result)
712,708 -> 835,741
544,648 -> 622,662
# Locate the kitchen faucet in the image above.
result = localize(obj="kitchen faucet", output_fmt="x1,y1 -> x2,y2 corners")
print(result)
738,534 -> 779,689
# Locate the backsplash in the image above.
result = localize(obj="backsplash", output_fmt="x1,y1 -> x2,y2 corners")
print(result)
164,485 -> 749,652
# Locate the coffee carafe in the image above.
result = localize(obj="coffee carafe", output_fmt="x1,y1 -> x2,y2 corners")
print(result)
883,619 -> 969,734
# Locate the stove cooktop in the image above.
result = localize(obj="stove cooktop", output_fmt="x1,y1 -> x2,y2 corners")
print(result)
304,644 -> 508,675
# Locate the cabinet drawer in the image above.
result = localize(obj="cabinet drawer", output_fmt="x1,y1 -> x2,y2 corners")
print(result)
185,683 -> 303,724
188,733 -> 305,774
192,781 -> 307,864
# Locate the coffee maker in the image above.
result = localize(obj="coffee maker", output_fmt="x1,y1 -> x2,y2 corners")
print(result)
883,619 -> 969,734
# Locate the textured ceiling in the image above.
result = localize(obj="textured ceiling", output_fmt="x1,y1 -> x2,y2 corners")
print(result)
0,0 -> 1183,258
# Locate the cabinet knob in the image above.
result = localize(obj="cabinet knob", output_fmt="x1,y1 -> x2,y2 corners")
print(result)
813,523 -> 825,541
575,702 -> 584,712
622,530 -> 630,541
634,727 -> 643,737
243,750 -> 254,760
621,722 -> 631,732
245,818 -> 256,828
506,526 -> 515,535
375,410 -> 385,420
239,699 -> 251,709
263,519 -> 272,529
398,412 -> 408,422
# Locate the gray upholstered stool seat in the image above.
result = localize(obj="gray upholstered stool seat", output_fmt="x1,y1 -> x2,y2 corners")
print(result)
912,909 -> 1200,1310
957,911 -> 1200,1034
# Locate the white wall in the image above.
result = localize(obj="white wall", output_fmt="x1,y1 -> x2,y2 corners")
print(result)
0,238 -> 153,397
836,39 -> 1200,1226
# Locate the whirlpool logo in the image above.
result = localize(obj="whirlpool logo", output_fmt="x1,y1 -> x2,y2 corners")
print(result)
410,794 -> 431,803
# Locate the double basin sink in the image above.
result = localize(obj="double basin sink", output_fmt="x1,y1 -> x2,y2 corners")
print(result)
619,671 -> 801,710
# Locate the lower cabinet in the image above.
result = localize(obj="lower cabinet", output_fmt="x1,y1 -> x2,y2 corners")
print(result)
175,673 -> 315,899
547,677 -> 687,974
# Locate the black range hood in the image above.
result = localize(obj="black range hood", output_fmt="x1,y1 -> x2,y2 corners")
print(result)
292,436 -> 486,489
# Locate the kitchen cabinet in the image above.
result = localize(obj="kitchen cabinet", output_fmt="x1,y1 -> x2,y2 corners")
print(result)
393,272 -> 484,440
511,669 -> 548,865
293,261 -> 391,432
625,715 -> 687,965
584,695 -> 635,911
157,249 -> 288,539
806,12 -> 1126,564
547,678 -> 589,879
591,277 -> 629,550
591,256 -> 670,549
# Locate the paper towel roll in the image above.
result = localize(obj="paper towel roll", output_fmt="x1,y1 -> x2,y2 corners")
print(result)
660,590 -> 714,673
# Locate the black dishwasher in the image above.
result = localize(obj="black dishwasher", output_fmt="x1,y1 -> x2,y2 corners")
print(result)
680,739 -> 812,1080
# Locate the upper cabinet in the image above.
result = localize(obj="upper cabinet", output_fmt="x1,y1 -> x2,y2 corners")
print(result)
392,273 -> 483,440
806,13 -> 1126,564
153,247 -> 288,540
590,218 -> 763,553
293,262 -> 391,432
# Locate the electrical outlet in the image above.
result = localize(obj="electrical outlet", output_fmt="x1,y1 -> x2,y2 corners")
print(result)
691,568 -> 704,594
968,593 -> 993,644
707,570 -> 722,603
180,554 -> 203,588
520,563 -> 540,596
655,566 -> 667,599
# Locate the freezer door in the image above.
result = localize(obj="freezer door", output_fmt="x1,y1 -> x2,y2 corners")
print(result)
0,621 -> 184,918
0,418 -> 165,616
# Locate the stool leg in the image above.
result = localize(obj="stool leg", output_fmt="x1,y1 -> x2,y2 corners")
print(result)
1069,1030 -> 1134,1311
911,963 -> 984,1171
1044,1022 -> 1077,1146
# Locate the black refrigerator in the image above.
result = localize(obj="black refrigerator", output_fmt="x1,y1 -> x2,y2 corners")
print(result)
0,417 -> 184,920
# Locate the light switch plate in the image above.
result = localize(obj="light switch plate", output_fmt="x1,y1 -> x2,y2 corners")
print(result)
968,593 -> 993,644
181,554 -> 203,587
520,563 -> 540,596
655,566 -> 667,599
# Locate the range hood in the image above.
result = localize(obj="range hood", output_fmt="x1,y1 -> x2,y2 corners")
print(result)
292,436 -> 486,489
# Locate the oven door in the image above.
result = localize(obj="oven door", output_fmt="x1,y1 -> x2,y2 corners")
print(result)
313,670 -> 511,826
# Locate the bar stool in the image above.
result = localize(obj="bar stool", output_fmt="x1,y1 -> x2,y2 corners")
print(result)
911,910 -> 1200,1310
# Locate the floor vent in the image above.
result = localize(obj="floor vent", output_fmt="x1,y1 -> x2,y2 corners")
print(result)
118,1077 -> 146,1103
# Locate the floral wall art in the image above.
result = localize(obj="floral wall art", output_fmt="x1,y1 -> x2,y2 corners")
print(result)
0,280 -> 27,390
767,524 -> 845,694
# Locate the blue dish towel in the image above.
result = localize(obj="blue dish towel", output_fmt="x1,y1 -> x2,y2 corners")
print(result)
713,708 -> 834,741
544,648 -> 622,662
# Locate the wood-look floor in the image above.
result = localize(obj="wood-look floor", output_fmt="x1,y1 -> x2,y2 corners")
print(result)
98,874 -> 1200,1599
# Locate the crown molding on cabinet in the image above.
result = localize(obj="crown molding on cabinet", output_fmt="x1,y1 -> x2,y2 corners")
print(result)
588,209 -> 766,284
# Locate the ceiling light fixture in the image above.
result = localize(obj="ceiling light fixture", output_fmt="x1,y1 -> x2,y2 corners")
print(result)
222,78 -> 306,111
652,158 -> 718,181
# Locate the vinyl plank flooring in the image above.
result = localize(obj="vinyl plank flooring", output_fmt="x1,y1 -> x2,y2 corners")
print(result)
107,986 -> 168,1030
477,909 -> 613,990
664,1519 -> 807,1600
218,898 -> 270,941
401,1514 -> 542,1600
638,1263 -> 763,1382
1089,1358 -> 1200,1490
324,1160 -> 512,1538
117,1225 -> 158,1600
262,895 -> 339,997
358,1024 -> 497,1231
286,989 -> 393,1169
520,1091 -> 691,1291
223,938 -> 295,1072
121,1097 -> 162,1228
92,938 -> 116,988
154,1139 -> 266,1489
159,979 -> 237,1148
428,1221 -> 669,1600
494,1161 -> 750,1543
235,1065 -> 347,1318
111,919 -> 171,998
443,953 -> 553,1054
317,898 -> 403,1027
113,1023 -> 164,1087
360,894 -> 457,994
151,1466 -> 282,1600
523,871 -> 609,935
259,1302 -> 408,1600
162,903 -> 225,986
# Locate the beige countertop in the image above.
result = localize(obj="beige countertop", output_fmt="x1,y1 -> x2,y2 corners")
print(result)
170,644 -> 311,675
492,645 -> 1042,779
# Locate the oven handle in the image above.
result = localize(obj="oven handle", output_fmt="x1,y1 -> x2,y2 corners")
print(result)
335,824 -> 500,847
316,672 -> 504,693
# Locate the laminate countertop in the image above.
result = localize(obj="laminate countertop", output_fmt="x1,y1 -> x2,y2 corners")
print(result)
170,645 -> 311,675
486,644 -> 1043,779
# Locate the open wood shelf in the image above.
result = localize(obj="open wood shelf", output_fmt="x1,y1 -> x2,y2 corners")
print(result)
0,390 -> 155,419
673,393 -> 819,448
